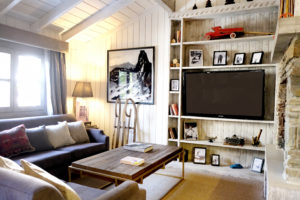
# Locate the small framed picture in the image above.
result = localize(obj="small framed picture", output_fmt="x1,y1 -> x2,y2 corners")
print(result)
189,49 -> 203,66
213,51 -> 227,66
193,147 -> 206,164
184,122 -> 198,140
250,51 -> 264,64
251,157 -> 264,173
211,154 -> 220,166
170,79 -> 179,91
233,53 -> 246,65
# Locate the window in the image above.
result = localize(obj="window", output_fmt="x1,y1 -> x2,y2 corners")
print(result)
0,40 -> 47,118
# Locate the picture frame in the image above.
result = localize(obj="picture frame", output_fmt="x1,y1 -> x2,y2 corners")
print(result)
213,51 -> 227,66
233,53 -> 246,65
170,79 -> 179,91
189,49 -> 203,66
184,122 -> 198,140
251,157 -> 264,173
107,46 -> 155,104
211,154 -> 220,166
250,51 -> 264,64
193,147 -> 206,164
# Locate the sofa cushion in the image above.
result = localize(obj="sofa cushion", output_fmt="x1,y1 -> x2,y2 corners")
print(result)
59,121 -> 90,144
67,182 -> 106,200
21,159 -> 80,200
26,125 -> 53,152
0,124 -> 35,157
45,122 -> 75,148
12,150 -> 71,170
56,143 -> 106,160
0,156 -> 24,173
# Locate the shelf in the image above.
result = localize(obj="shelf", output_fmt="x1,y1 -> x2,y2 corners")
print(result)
170,67 -> 180,70
182,35 -> 274,45
181,115 -> 274,124
169,91 -> 179,94
168,139 -> 178,142
182,64 -> 276,70
169,115 -> 179,118
180,140 -> 265,152
169,0 -> 278,19
170,43 -> 180,46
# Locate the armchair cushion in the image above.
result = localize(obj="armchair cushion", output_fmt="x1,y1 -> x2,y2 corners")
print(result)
0,156 -> 24,173
21,159 -> 80,200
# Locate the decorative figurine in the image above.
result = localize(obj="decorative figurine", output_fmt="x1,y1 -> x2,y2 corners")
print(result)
208,136 -> 217,143
252,129 -> 262,146
192,0 -> 197,10
206,0 -> 212,8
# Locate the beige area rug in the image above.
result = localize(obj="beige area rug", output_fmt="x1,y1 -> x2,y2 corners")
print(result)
72,161 -> 264,200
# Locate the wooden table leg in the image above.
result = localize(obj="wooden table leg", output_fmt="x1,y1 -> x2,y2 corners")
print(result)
182,150 -> 185,179
68,168 -> 72,182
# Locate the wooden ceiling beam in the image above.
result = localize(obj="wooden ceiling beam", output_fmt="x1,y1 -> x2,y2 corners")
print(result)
151,0 -> 175,12
61,0 -> 134,41
31,0 -> 83,32
0,0 -> 23,17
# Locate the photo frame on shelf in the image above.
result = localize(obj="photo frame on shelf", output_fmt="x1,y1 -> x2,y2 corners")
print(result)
107,46 -> 155,104
211,154 -> 220,166
251,157 -> 264,173
250,51 -> 264,64
193,147 -> 206,164
170,79 -> 179,91
184,122 -> 198,140
189,49 -> 203,66
213,51 -> 227,66
233,53 -> 246,65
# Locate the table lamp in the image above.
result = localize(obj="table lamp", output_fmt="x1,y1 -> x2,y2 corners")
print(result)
72,81 -> 93,121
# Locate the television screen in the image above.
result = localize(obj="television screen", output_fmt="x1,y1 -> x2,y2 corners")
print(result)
182,70 -> 265,119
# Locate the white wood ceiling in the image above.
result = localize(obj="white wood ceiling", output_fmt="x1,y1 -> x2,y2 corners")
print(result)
0,0 -> 160,41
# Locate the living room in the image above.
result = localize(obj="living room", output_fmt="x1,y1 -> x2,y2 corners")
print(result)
0,0 -> 300,200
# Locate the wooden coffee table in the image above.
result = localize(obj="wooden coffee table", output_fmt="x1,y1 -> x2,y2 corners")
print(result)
68,144 -> 184,186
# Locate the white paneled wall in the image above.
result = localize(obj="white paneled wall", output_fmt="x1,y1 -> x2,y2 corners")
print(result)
66,6 -> 170,147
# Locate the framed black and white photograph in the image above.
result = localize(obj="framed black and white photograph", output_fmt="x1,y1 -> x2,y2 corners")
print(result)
189,49 -> 203,66
193,147 -> 206,164
250,51 -> 264,64
251,157 -> 264,173
213,51 -> 227,66
211,154 -> 220,166
107,46 -> 155,104
170,79 -> 179,91
184,122 -> 198,140
233,53 -> 246,65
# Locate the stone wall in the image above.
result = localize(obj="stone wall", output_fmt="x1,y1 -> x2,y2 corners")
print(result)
276,36 -> 300,184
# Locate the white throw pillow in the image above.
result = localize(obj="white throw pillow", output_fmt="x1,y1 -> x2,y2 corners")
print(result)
21,159 -> 80,200
59,121 -> 89,144
45,122 -> 75,148
0,156 -> 24,173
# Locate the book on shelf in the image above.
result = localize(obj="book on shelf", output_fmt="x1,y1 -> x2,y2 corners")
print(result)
170,104 -> 178,115
123,143 -> 153,153
120,156 -> 144,166
168,127 -> 178,139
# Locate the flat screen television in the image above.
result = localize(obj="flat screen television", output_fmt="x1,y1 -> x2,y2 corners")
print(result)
182,70 -> 265,120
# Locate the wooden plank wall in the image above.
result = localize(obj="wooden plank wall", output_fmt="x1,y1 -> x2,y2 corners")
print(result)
66,6 -> 171,148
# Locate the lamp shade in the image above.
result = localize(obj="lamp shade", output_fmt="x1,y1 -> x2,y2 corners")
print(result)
72,81 -> 93,97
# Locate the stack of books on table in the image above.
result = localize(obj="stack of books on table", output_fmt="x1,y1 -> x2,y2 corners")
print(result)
123,143 -> 153,153
120,156 -> 144,166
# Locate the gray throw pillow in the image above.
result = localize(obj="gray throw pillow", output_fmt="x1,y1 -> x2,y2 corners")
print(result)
26,126 -> 53,152
59,121 -> 90,144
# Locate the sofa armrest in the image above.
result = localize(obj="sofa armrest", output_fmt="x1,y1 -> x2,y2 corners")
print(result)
0,168 -> 64,200
86,128 -> 109,150
95,180 -> 146,200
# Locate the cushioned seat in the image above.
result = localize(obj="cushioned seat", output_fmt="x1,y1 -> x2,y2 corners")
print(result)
67,182 -> 107,200
56,143 -> 106,160
12,150 -> 72,170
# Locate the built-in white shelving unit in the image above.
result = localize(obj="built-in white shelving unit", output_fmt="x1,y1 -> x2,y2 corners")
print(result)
167,0 -> 279,166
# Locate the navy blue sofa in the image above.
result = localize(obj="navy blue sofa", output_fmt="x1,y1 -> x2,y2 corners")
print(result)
0,114 -> 109,180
